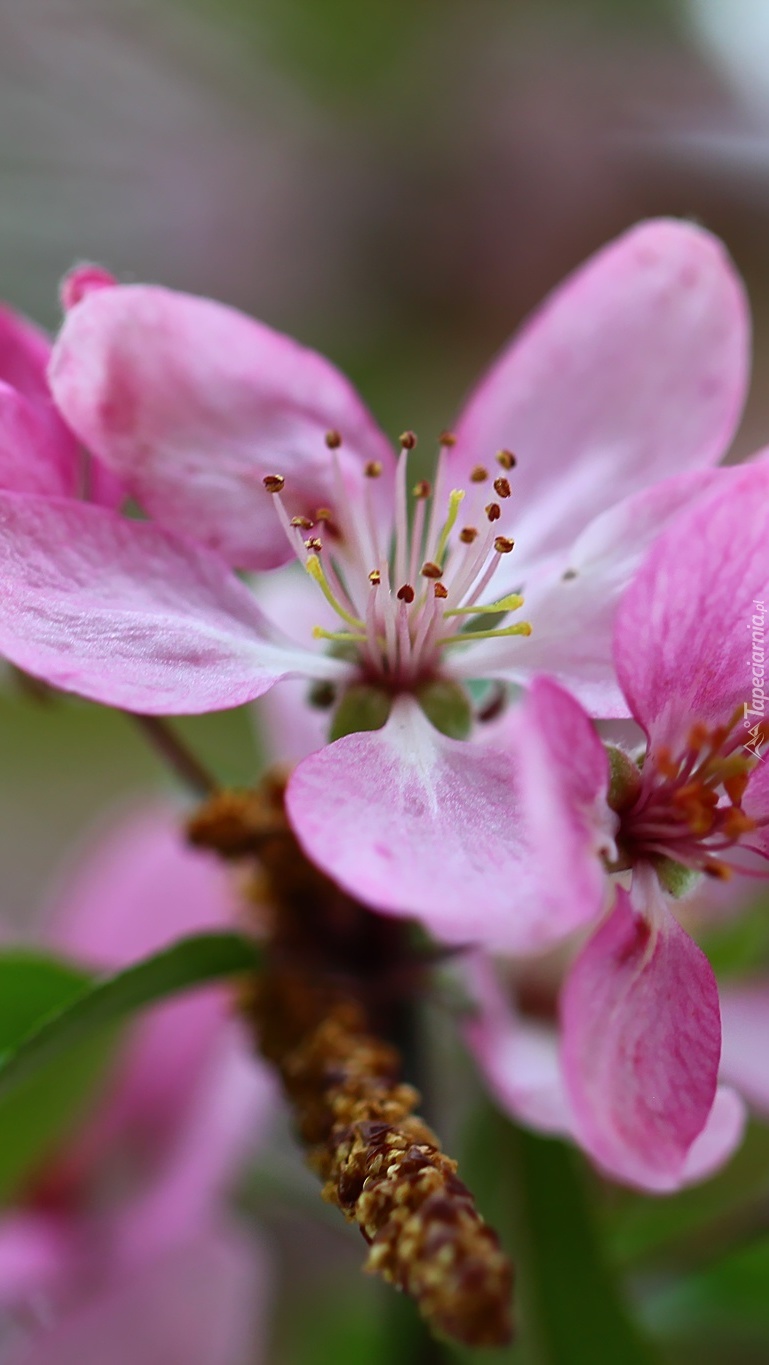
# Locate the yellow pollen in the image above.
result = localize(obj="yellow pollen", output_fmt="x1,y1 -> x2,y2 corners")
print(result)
368,569 -> 381,585
365,460 -> 383,478
304,537 -> 323,552
494,536 -> 515,554
263,474 -> 285,493
434,582 -> 449,599
412,480 -> 432,499
291,515 -> 313,529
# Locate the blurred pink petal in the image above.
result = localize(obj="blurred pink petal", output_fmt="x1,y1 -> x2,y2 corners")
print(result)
719,984 -> 769,1115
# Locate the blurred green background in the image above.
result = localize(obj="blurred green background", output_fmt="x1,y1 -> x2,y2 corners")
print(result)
3,1 -> 769,1360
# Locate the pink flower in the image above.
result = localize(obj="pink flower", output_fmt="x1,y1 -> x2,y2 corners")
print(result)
465,457 -> 769,1190
0,222 -> 748,914
0,810 -> 274,1364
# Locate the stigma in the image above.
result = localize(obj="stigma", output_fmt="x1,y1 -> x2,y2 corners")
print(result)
263,431 -> 531,687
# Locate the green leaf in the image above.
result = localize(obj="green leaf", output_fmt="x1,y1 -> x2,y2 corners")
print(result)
0,952 -> 111,1202
0,932 -> 261,1108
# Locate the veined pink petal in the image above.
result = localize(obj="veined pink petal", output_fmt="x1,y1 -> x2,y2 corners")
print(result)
561,879 -> 723,1191
449,220 -> 747,568
251,566 -> 337,762
287,687 -> 610,952
49,284 -> 394,571
457,467 -> 724,717
7,1225 -> 270,1365
0,305 -> 81,498
614,456 -> 769,748
0,492 -> 347,714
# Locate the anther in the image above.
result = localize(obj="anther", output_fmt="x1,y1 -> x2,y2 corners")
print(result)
496,449 -> 516,470
412,480 -> 432,499
494,536 -> 515,554
470,466 -> 488,483
493,477 -> 511,499
365,460 -> 383,478
434,583 -> 449,599
439,430 -> 457,447
263,474 -> 285,493
325,430 -> 342,449
724,772 -> 750,806
459,527 -> 478,545
486,503 -> 501,522
315,507 -> 333,521
399,431 -> 417,450
290,516 -> 313,530
368,569 -> 381,585
397,584 -> 415,603
304,537 -> 323,552
421,561 -> 443,579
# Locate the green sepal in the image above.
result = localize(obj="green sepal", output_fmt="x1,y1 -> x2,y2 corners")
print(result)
329,683 -> 392,741
653,856 -> 700,900
606,744 -> 642,812
416,678 -> 473,740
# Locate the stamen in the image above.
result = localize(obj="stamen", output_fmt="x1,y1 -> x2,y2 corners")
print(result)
485,503 -> 501,522
439,622 -> 532,645
413,480 -> 432,499
421,562 -> 443,579
365,460 -> 383,478
325,430 -> 342,449
494,537 -> 515,554
434,583 -> 449,599
399,431 -> 417,451
470,466 -> 488,483
368,570 -> 381,585
305,555 -> 365,630
496,450 -> 516,470
439,430 -> 457,447
263,474 -> 285,493
397,584 -> 415,604
460,527 -> 478,545
304,537 -> 323,552
493,478 -> 511,499
291,515 -> 314,530
446,593 -> 524,617
312,626 -> 367,643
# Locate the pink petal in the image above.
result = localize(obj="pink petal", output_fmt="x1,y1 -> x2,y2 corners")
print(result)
463,955 -> 571,1135
614,456 -> 769,748
0,306 -> 81,498
49,284 -> 394,570
561,879 -> 723,1190
0,492 -> 344,714
0,1214 -> 74,1307
449,220 -> 747,568
8,1225 -> 270,1365
251,566 -> 337,762
286,685 -> 611,953
457,466 -> 724,717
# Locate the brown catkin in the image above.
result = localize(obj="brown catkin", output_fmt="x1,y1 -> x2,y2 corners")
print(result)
188,784 -> 514,1348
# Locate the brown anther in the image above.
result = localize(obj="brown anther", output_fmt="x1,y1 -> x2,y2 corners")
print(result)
496,449 -> 516,470
399,431 -> 417,450
459,527 -> 478,545
485,503 -> 501,522
439,430 -> 457,447
325,430 -> 342,449
704,859 -> 732,880
655,746 -> 678,780
493,477 -> 511,499
470,465 -> 488,483
494,536 -> 515,554
369,569 -> 382,586
723,807 -> 757,838
315,507 -> 333,522
263,474 -> 285,493
290,515 -> 313,530
434,583 -> 449,599
412,480 -> 432,499
421,562 -> 443,580
397,584 -> 416,604
724,772 -> 750,806
365,460 -> 383,478
305,538 -> 323,552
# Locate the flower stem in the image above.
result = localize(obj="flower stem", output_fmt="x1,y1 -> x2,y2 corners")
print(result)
130,714 -> 217,799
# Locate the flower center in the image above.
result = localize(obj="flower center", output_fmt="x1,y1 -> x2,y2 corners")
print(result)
263,430 -> 531,689
616,711 -> 767,880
